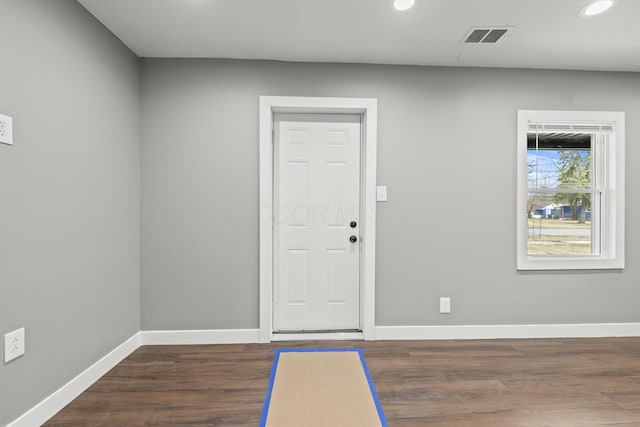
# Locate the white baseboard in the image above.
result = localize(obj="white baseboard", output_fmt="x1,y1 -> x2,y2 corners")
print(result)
140,328 -> 261,345
374,323 -> 640,340
8,332 -> 141,427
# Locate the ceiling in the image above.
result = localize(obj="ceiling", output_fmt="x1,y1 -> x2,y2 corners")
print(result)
77,0 -> 640,72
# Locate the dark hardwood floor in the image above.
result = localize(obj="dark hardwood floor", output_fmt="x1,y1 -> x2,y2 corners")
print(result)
45,338 -> 640,426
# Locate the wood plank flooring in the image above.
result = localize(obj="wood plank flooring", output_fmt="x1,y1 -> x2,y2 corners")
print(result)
45,338 -> 640,426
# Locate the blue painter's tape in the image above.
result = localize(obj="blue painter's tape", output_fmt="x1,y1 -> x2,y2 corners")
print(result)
260,347 -> 387,427
357,351 -> 389,427
259,350 -> 281,427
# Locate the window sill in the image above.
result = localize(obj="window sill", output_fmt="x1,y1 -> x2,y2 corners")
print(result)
517,256 -> 624,271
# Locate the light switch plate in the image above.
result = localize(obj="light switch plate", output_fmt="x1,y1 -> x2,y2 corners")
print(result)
376,186 -> 387,202
0,113 -> 13,145
440,297 -> 451,314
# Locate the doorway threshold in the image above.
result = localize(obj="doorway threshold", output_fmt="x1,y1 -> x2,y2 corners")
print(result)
271,331 -> 364,341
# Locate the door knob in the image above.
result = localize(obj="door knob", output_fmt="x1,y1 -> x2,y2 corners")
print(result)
350,235 -> 358,243
350,221 -> 357,228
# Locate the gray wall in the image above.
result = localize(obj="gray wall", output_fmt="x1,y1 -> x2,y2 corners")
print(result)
0,1 -> 140,424
141,59 -> 639,330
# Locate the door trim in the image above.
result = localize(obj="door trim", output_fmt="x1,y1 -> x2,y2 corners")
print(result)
259,96 -> 378,342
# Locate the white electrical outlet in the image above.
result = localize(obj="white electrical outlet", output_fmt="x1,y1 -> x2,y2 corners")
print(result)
0,113 -> 14,145
440,297 -> 451,314
4,328 -> 25,363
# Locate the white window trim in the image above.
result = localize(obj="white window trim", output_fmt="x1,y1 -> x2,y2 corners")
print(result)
516,110 -> 625,270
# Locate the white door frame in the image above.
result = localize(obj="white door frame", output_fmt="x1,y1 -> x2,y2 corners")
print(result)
259,96 -> 378,342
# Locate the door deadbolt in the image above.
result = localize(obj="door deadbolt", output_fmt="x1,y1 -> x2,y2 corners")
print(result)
350,221 -> 357,228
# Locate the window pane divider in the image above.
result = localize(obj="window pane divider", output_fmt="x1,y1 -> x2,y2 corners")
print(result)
527,188 -> 602,194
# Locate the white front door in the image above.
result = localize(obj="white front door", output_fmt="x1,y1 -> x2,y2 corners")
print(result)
273,113 -> 361,332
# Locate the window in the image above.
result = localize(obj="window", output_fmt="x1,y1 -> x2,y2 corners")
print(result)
517,110 -> 625,270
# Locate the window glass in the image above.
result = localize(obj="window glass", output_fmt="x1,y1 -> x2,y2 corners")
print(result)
527,133 -> 595,256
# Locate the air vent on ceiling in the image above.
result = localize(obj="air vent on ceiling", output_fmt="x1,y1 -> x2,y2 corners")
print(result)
463,27 -> 511,44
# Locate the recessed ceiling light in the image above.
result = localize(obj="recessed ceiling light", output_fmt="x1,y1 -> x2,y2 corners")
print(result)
581,0 -> 614,17
394,0 -> 415,11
